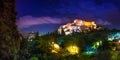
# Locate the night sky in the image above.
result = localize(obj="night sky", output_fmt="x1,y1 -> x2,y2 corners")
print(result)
16,0 -> 120,34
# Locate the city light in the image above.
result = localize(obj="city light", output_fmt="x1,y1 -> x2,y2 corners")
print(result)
51,42 -> 60,53
118,40 -> 120,43
53,43 -> 60,49
91,41 -> 102,49
108,32 -> 120,41
66,45 -> 79,55
83,50 -> 96,55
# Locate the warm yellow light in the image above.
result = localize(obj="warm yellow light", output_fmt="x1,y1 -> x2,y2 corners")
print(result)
51,50 -> 58,53
51,42 -> 60,53
66,45 -> 79,55
54,43 -> 60,49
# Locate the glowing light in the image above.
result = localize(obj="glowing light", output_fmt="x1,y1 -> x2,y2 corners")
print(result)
65,31 -> 72,35
83,41 -> 102,55
51,50 -> 58,53
57,39 -> 64,45
83,50 -> 96,55
66,45 -> 79,55
91,41 -> 102,49
74,19 -> 83,26
119,40 -> 120,43
58,19 -> 97,35
82,21 -> 97,29
51,42 -> 60,53
108,32 -> 120,41
84,45 -> 96,55
54,43 -> 60,49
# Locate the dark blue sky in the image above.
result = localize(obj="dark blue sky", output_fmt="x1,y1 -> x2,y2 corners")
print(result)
16,0 -> 120,34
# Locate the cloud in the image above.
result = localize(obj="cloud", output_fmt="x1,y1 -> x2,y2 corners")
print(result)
17,15 -> 111,29
17,16 -> 68,28
17,0 -> 120,31
95,19 -> 111,25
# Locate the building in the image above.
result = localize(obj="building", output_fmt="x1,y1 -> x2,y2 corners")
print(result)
58,19 -> 97,35
21,31 -> 40,41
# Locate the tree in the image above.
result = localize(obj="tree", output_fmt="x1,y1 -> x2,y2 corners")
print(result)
0,0 -> 20,60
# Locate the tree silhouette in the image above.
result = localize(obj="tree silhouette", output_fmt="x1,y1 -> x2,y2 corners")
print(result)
0,0 -> 20,60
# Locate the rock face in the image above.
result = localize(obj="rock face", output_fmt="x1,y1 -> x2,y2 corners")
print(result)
58,19 -> 97,35
0,0 -> 20,60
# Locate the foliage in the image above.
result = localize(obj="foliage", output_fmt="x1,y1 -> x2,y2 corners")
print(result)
1,0 -> 120,60
29,56 -> 39,60
22,28 -> 120,60
0,0 -> 20,60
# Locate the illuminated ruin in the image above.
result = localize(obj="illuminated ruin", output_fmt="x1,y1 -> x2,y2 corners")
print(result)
58,19 -> 97,35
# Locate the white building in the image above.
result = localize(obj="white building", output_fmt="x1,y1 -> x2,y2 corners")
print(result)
58,19 -> 97,35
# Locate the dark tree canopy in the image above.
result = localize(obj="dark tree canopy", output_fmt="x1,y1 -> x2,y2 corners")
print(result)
0,0 -> 20,60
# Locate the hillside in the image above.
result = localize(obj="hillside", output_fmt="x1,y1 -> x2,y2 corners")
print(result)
22,27 -> 120,60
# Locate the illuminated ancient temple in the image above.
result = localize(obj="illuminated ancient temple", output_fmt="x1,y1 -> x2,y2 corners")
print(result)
58,19 -> 97,35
